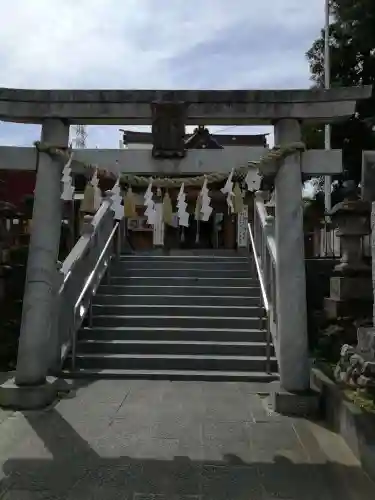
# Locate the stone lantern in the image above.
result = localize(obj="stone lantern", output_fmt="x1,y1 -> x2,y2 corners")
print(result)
329,198 -> 370,275
324,189 -> 372,320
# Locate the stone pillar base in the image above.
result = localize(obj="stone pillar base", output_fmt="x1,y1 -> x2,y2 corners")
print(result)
324,297 -> 373,319
330,276 -> 372,301
268,382 -> 320,416
0,376 -> 59,410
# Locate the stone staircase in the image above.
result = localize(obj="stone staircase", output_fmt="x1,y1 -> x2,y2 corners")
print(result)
65,251 -> 278,381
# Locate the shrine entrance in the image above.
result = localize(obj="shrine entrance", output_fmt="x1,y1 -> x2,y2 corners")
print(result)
0,85 -> 371,411
165,215 -> 215,250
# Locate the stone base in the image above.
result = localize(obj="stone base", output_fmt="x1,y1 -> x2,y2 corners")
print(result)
324,297 -> 373,319
0,375 -> 59,410
330,276 -> 372,301
269,383 -> 320,416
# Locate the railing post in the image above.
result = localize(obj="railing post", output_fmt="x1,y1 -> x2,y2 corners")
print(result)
274,119 -> 309,392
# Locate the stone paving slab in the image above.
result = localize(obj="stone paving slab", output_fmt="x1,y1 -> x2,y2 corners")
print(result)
0,379 -> 374,499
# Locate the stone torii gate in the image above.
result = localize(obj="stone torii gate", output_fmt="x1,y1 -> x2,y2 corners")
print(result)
0,86 -> 371,409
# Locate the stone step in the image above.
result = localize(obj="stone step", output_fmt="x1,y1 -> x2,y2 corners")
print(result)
120,253 -> 247,260
98,285 -> 260,297
114,259 -> 252,269
76,339 -> 274,356
61,368 -> 279,383
111,267 -> 252,278
79,327 -> 267,342
109,276 -> 258,287
91,315 -> 262,329
91,304 -> 262,318
69,353 -> 278,372
93,294 -> 261,307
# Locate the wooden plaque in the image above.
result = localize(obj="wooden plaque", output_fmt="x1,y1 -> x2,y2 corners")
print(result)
151,101 -> 186,158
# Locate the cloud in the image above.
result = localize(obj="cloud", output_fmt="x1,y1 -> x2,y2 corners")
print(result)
0,0 -> 326,148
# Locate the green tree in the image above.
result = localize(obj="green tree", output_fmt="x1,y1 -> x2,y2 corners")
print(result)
305,0 -> 375,187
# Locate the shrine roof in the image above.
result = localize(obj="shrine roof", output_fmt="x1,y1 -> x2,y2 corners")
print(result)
123,130 -> 267,147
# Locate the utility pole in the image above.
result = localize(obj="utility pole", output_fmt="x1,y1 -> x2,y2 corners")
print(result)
324,0 -> 331,214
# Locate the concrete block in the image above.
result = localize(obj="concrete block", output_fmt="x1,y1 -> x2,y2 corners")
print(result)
0,375 -> 59,410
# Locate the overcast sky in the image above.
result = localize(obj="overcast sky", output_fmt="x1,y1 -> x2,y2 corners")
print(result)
0,0 -> 326,148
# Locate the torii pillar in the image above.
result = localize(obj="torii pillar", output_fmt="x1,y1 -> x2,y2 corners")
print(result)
269,119 -> 343,414
0,119 -> 69,409
274,119 -> 310,393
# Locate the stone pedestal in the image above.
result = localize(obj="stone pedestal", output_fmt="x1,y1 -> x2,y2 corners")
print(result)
266,381 -> 319,416
270,389 -> 320,417
3,119 -> 70,408
324,276 -> 373,319
0,375 -> 60,410
324,199 -> 371,320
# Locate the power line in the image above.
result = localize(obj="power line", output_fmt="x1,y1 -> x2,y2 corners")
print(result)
211,125 -> 239,134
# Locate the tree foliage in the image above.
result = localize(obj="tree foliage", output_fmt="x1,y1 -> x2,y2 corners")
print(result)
305,0 -> 375,186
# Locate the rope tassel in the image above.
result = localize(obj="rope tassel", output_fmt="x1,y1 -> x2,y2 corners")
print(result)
162,191 -> 173,226
80,183 -> 95,213
124,187 -> 137,218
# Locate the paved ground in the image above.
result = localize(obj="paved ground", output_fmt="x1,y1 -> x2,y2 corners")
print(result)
0,380 -> 373,499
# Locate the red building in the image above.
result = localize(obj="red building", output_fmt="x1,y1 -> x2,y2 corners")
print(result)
0,169 -> 36,207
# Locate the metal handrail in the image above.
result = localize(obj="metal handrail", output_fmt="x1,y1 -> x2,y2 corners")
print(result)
58,269 -> 72,294
74,222 -> 119,312
70,221 -> 120,368
254,197 -> 276,263
247,223 -> 269,313
247,222 -> 272,374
